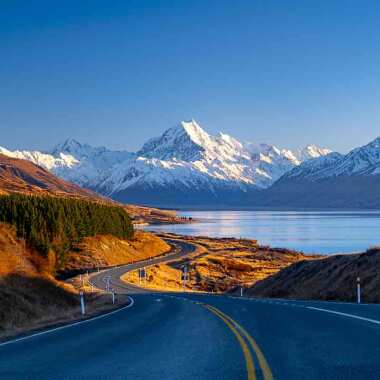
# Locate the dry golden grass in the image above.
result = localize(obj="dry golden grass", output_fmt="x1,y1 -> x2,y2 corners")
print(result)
0,223 -> 56,276
0,273 -> 130,339
123,233 -> 318,293
0,224 -> 168,338
66,231 -> 171,270
248,248 -> 380,302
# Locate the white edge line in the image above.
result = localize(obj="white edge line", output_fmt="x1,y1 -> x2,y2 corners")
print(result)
0,296 -> 135,348
307,306 -> 380,325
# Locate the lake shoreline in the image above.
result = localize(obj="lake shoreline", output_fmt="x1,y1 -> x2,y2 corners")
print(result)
145,209 -> 380,255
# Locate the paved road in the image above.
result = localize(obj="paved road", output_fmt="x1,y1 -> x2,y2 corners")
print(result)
2,241 -> 380,379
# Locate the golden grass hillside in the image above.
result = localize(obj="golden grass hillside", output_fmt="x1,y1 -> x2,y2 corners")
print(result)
247,248 -> 380,302
0,222 -> 170,338
65,231 -> 170,270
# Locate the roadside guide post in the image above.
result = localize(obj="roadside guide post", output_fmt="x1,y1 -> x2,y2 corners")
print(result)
181,265 -> 189,292
357,277 -> 361,304
112,290 -> 115,304
103,276 -> 111,292
80,291 -> 86,315
139,268 -> 146,285
240,286 -> 243,297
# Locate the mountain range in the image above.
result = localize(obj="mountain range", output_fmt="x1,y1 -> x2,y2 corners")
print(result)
0,120 -> 332,206
1,120 -> 380,208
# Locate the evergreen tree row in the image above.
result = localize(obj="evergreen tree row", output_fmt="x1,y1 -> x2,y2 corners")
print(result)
0,194 -> 134,266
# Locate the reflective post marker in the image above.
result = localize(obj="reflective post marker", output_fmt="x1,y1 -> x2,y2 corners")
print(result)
182,265 -> 189,292
80,291 -> 86,315
357,277 -> 361,304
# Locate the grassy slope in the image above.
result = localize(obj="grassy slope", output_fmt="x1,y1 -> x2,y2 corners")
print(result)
0,223 -> 170,337
247,249 -> 380,302
66,231 -> 170,270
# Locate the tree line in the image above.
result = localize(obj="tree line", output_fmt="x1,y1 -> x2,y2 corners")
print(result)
0,194 -> 134,267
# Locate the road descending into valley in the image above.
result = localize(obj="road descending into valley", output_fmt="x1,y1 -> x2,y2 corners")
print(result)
1,239 -> 380,379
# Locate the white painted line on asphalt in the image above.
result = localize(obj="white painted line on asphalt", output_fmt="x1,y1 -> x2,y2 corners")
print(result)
0,296 -> 135,348
308,306 -> 380,326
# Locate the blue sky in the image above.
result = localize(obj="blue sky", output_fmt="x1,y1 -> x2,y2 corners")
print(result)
1,0 -> 380,153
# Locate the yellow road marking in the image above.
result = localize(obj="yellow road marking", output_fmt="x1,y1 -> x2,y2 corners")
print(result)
204,304 -> 256,380
205,304 -> 274,380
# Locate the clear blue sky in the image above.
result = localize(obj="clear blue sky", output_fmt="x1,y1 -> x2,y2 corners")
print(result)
1,0 -> 380,153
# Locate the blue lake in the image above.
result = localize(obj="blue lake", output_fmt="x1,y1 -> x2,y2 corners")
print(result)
145,210 -> 380,254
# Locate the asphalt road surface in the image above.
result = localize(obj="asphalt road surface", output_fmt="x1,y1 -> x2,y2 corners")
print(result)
1,241 -> 380,379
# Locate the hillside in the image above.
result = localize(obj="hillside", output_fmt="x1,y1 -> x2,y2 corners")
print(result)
64,231 -> 170,271
0,219 -> 170,337
247,248 -> 380,302
0,153 -> 99,200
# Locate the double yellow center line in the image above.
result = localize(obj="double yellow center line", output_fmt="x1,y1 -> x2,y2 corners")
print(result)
204,304 -> 274,380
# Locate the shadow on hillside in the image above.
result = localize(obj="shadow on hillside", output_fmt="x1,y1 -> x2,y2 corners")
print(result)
0,274 -> 77,334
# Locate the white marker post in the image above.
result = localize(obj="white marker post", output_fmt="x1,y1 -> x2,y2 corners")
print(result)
240,287 -> 243,297
80,291 -> 86,315
112,292 -> 115,304
182,265 -> 189,292
357,277 -> 361,304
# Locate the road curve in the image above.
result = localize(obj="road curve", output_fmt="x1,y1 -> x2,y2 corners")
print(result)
90,239 -> 197,293
2,239 -> 380,379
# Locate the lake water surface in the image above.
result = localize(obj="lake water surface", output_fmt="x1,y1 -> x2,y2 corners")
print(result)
145,211 -> 380,254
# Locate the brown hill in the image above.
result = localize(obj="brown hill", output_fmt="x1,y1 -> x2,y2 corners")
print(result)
247,248 -> 380,303
0,153 -> 99,200
0,222 -> 171,337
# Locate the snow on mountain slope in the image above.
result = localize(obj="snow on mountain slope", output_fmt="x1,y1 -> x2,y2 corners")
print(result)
280,152 -> 344,181
129,120 -> 332,190
279,136 -> 380,182
0,146 -> 79,170
0,140 -> 132,187
0,120 -> 332,201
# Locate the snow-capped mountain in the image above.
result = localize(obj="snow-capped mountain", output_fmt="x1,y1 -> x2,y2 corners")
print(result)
0,120 -> 332,206
280,136 -> 380,182
0,140 -> 132,187
259,136 -> 380,209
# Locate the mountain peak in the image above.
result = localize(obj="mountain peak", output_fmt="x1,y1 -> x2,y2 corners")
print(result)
365,136 -> 380,148
296,144 -> 332,161
137,120 -> 212,161
175,120 -> 213,146
52,138 -> 83,154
